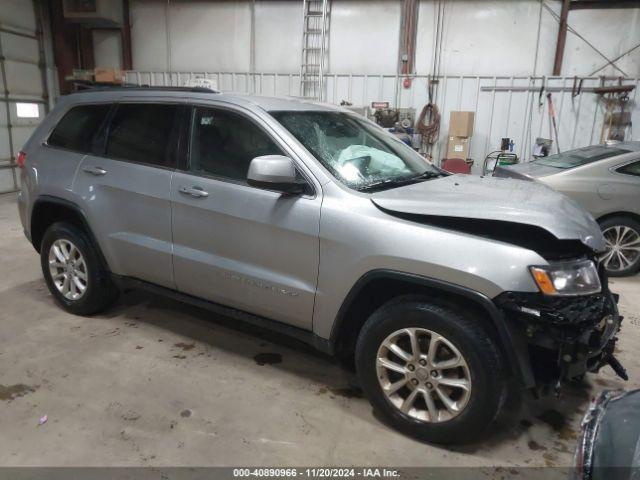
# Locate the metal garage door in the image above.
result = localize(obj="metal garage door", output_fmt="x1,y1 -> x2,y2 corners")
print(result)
0,0 -> 48,193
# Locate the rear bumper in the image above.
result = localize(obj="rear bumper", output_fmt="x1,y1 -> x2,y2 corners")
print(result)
494,289 -> 623,389
17,189 -> 30,239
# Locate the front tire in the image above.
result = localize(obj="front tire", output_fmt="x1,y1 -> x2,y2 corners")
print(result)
599,216 -> 640,277
40,222 -> 119,315
355,298 -> 506,444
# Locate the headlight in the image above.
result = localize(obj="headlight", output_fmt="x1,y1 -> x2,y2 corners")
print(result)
529,259 -> 601,296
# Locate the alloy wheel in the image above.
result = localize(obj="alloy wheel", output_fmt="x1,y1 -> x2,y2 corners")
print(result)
48,239 -> 88,301
601,225 -> 640,273
376,328 -> 472,423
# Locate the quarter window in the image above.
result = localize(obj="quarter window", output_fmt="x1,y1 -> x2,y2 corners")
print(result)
48,104 -> 111,153
617,161 -> 640,177
189,106 -> 282,182
106,103 -> 179,167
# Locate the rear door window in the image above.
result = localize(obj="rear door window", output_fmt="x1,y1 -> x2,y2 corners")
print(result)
48,104 -> 111,153
105,103 -> 180,168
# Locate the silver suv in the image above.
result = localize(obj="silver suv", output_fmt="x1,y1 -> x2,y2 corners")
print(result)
17,87 -> 626,444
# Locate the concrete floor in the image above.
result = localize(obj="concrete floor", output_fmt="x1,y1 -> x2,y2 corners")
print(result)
0,191 -> 638,469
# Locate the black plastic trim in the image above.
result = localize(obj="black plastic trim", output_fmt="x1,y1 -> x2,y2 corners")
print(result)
30,196 -> 108,269
112,275 -> 334,355
331,269 -> 535,387
68,86 -> 219,94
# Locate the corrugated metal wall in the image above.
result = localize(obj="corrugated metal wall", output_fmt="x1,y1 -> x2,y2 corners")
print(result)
128,0 -> 640,79
124,71 -> 639,174
122,0 -> 640,174
0,0 -> 48,193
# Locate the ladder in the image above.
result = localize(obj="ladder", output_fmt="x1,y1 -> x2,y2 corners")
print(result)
299,0 -> 330,100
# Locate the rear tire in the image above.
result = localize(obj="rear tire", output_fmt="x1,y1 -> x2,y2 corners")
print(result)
355,297 -> 506,444
40,222 -> 119,315
599,216 -> 640,277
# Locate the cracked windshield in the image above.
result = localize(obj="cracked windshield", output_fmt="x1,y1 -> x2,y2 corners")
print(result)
271,111 -> 443,191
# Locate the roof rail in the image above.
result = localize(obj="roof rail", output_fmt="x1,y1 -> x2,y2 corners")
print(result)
68,83 -> 219,94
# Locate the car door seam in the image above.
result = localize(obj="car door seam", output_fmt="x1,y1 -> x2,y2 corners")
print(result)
69,154 -> 87,192
311,183 -> 324,335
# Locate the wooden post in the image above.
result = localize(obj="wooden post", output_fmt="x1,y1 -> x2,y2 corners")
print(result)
49,0 -> 79,93
121,0 -> 133,70
553,0 -> 571,76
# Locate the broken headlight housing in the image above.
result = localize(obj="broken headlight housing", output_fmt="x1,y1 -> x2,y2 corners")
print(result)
529,259 -> 601,296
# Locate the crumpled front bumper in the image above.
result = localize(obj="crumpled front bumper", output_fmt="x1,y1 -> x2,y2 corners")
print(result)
494,284 -> 625,390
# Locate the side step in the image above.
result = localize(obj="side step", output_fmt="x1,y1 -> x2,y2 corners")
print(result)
112,274 -> 334,355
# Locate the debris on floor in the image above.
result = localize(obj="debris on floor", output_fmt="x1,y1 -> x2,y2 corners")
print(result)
0,384 -> 37,402
253,352 -> 283,365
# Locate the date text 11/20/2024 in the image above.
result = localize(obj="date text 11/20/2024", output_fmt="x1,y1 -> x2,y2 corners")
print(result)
233,469 -> 400,478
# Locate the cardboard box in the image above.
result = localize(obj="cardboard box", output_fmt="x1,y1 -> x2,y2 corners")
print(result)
94,67 -> 123,84
446,136 -> 469,160
449,111 -> 475,137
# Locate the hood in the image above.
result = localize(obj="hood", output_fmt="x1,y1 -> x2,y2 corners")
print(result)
370,174 -> 606,252
493,161 -> 562,180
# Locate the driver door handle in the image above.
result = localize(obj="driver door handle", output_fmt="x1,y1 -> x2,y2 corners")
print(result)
179,185 -> 209,198
82,166 -> 107,176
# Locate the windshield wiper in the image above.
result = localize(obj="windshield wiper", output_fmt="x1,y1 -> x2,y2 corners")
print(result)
357,170 -> 445,192
411,170 -> 446,180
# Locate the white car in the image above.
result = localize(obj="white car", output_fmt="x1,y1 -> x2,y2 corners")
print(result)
495,142 -> 640,276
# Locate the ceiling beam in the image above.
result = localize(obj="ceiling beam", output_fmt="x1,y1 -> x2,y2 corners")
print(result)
569,0 -> 640,10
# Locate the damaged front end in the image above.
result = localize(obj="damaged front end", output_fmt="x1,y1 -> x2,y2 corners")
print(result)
495,263 -> 626,394
368,174 -> 625,393
371,211 -> 627,393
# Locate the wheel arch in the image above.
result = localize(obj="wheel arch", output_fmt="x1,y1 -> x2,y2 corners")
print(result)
596,211 -> 640,225
329,269 -> 534,387
30,196 -> 109,270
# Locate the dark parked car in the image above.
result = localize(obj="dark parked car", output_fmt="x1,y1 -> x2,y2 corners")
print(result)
574,389 -> 640,479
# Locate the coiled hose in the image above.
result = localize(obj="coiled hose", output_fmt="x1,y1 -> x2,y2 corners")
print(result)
416,103 -> 440,148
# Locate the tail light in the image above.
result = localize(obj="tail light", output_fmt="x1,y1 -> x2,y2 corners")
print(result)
17,151 -> 26,168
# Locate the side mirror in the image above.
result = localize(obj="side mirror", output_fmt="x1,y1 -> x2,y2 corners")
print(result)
247,155 -> 307,194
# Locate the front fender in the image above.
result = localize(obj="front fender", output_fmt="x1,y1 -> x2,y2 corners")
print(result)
330,269 -> 535,388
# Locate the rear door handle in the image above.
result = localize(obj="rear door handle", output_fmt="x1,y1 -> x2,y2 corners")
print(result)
179,185 -> 209,198
82,166 -> 107,176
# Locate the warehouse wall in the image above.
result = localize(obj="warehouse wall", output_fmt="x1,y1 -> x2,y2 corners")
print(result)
127,0 -> 640,78
94,30 -> 123,69
0,0 -> 48,193
120,0 -> 640,173
329,1 -> 401,74
254,1 -> 302,73
563,6 -> 640,77
415,1 -> 552,76
125,70 -> 640,174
